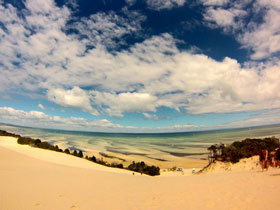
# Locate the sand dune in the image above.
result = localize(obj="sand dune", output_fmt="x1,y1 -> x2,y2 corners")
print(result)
1,136 -> 280,210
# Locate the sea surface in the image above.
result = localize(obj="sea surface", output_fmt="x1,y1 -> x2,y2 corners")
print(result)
1,124 -> 280,168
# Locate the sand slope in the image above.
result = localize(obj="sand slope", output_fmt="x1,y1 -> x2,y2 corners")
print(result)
1,136 -> 280,210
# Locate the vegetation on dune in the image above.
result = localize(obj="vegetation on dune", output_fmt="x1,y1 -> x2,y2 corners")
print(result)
208,137 -> 280,163
0,129 -> 160,176
128,161 -> 160,176
17,136 -> 63,152
0,130 -> 20,138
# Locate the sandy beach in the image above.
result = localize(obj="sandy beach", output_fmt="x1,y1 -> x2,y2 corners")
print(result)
1,136 -> 280,210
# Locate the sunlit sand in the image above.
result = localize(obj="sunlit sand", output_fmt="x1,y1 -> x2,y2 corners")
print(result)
1,136 -> 280,210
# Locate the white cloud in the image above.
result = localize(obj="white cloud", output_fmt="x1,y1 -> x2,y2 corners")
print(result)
48,86 -> 98,116
38,104 -> 45,110
203,8 -> 246,28
1,0 -> 280,120
92,91 -> 159,117
146,0 -> 186,10
202,0 -> 280,60
2,106 -> 279,133
200,0 -> 229,6
70,9 -> 145,50
125,0 -> 186,10
0,107 -> 126,132
239,1 -> 280,59
143,113 -> 159,121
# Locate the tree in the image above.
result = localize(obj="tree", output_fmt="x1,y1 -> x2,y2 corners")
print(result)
64,148 -> 70,154
78,150 -> 83,158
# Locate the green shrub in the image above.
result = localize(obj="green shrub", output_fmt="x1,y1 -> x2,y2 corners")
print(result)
77,150 -> 83,158
90,155 -> 97,162
209,137 -> 280,163
64,148 -> 70,154
127,161 -> 160,176
18,137 -> 35,145
72,150 -> 78,156
0,130 -> 21,138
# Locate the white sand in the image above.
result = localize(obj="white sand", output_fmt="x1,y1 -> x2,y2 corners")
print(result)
1,136 -> 280,210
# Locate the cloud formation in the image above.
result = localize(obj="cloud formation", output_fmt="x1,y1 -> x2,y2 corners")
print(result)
0,0 -> 280,131
48,86 -> 98,115
145,0 -> 186,10
2,106 -> 279,132
0,106 -> 126,132
126,0 -> 186,10
0,106 -> 201,132
202,0 -> 280,60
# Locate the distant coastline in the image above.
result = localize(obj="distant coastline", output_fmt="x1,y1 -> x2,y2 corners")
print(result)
1,123 -> 280,169
1,122 -> 280,135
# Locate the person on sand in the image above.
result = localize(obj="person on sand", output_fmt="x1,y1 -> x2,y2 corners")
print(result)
274,147 -> 280,168
259,149 -> 268,171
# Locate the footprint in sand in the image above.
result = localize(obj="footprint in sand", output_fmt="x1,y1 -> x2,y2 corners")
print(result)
70,205 -> 77,208
34,203 -> 41,207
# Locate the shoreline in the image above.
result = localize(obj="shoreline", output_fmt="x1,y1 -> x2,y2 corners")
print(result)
0,127 -> 209,171
2,123 -> 280,170
3,125 -> 280,171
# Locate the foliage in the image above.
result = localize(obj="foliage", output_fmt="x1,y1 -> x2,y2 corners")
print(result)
208,137 -> 280,163
71,150 -> 83,158
64,148 -> 70,154
17,136 -> 63,152
127,161 -> 160,176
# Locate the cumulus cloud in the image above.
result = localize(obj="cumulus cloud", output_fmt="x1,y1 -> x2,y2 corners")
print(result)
203,8 -> 246,28
48,86 -> 98,115
1,0 -> 280,123
240,1 -> 280,59
0,107 -> 126,132
2,106 -> 279,132
202,0 -> 280,60
92,92 -> 158,116
0,106 -> 200,132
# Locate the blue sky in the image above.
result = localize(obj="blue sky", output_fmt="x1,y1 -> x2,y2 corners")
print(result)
0,0 -> 280,132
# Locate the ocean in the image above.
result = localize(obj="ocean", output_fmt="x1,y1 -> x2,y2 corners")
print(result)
1,124 -> 280,168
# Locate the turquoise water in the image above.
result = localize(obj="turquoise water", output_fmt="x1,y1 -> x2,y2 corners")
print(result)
1,124 -> 280,168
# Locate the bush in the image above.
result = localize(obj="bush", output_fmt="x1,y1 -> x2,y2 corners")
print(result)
64,148 -> 70,154
109,162 -> 124,169
34,139 -> 41,146
90,155 -> 97,162
77,150 -> 83,158
18,137 -> 37,145
0,130 -> 21,138
72,150 -> 78,156
17,136 -> 64,153
127,161 -> 160,176
208,137 -> 280,163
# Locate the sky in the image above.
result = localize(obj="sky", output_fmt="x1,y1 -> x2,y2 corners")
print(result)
0,0 -> 280,133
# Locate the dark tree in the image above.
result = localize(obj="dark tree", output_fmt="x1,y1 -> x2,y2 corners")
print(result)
64,148 -> 70,154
